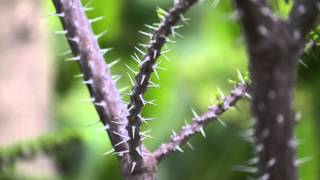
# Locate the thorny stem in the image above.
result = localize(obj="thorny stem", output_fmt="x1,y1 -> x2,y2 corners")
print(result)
153,83 -> 248,162
51,0 -> 134,177
50,0 -> 318,179
126,0 -> 199,166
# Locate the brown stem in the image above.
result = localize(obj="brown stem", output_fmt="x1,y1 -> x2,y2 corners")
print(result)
234,1 -> 319,179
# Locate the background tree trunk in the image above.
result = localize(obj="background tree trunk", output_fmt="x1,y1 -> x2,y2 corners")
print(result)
249,22 -> 300,180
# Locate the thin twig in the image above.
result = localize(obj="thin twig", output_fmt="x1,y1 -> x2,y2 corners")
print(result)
153,83 -> 248,162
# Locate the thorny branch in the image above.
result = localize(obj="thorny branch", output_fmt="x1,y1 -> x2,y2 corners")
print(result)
126,0 -> 199,165
153,83 -> 248,162
51,0 -> 133,177
49,0 -> 308,179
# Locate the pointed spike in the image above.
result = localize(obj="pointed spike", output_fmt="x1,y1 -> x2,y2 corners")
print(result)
89,16 -> 105,24
132,126 -> 136,139
73,73 -> 84,78
124,64 -> 137,74
245,92 -> 252,100
112,131 -> 129,139
96,124 -> 110,131
191,108 -> 199,118
138,43 -> 151,49
53,30 -> 68,35
58,50 -> 72,57
295,156 -> 312,166
216,87 -> 225,99
148,80 -> 160,88
112,75 -> 122,82
153,50 -> 158,59
114,138 -> 130,147
102,148 -> 115,156
131,162 -> 137,173
45,12 -> 65,18
211,0 -> 220,8
237,68 -> 245,84
217,118 -> 227,127
83,6 -> 95,12
131,53 -> 142,65
139,95 -> 145,105
101,48 -> 113,56
111,120 -> 127,125
65,55 -> 81,61
108,58 -> 121,68
95,29 -> 108,40
134,46 -> 146,56
186,141 -> 195,150
83,79 -> 94,84
140,75 -> 146,85
180,14 -> 190,25
199,126 -> 206,138
94,101 -> 107,108
127,73 -> 135,86
138,31 -> 153,38
172,129 -> 177,136
119,86 -> 129,93
114,149 -> 130,157
164,37 -> 176,43
175,145 -> 184,153
152,67 -> 160,80
144,24 -> 158,30
80,97 -> 95,103
135,147 -> 144,157
232,165 -> 257,173
299,59 -> 309,69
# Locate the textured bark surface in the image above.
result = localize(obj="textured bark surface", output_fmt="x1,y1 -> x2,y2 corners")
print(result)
249,22 -> 299,180
126,0 -> 198,166
51,1 -> 158,179
50,0 -> 320,179
234,1 -> 319,179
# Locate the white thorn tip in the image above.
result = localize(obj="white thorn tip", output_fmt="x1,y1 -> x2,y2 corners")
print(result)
199,127 -> 206,138
131,162 -> 137,173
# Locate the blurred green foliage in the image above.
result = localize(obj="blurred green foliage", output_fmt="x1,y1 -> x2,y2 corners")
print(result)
31,0 -> 320,179
0,131 -> 84,179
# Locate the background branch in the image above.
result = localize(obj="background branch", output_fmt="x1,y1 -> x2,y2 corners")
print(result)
234,1 -> 319,180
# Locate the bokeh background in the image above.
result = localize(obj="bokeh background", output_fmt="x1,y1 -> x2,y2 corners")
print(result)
0,0 -> 319,179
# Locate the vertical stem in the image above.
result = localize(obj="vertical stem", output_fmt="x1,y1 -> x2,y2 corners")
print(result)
249,22 -> 300,179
